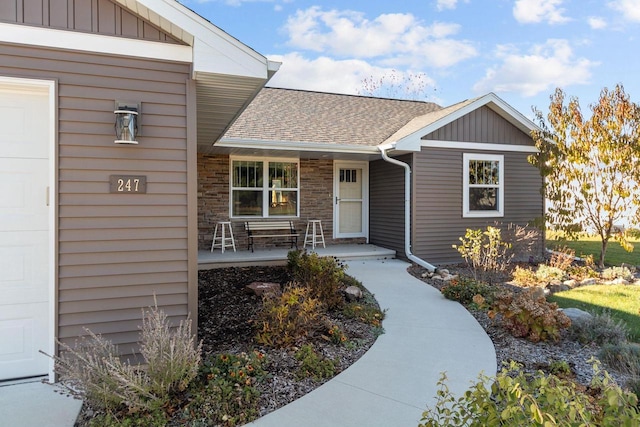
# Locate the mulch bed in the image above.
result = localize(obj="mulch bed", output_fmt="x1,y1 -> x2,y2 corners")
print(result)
198,266 -> 380,418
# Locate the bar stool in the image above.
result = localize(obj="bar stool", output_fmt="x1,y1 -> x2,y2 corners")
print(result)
211,221 -> 236,253
304,219 -> 326,249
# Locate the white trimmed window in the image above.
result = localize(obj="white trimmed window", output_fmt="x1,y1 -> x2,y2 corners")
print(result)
463,153 -> 504,218
230,157 -> 299,218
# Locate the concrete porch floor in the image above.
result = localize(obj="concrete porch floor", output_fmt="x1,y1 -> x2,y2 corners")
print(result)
198,243 -> 396,269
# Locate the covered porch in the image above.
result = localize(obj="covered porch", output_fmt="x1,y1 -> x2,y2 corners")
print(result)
198,243 -> 396,269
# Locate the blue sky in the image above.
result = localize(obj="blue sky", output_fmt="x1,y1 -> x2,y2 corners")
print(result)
181,0 -> 640,119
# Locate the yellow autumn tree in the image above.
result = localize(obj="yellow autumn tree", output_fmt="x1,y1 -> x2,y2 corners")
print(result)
529,85 -> 640,267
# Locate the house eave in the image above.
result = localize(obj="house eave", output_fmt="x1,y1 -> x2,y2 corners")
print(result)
113,0 -> 281,148
210,138 -> 382,160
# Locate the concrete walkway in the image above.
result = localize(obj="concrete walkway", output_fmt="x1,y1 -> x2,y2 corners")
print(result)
0,258 -> 495,427
0,377 -> 82,427
246,259 -> 496,427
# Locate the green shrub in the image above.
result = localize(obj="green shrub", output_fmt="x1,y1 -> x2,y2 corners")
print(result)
489,288 -> 571,342
50,304 -> 201,422
602,266 -> 634,281
568,311 -> 629,346
255,285 -> 325,348
548,359 -> 572,378
452,226 -> 512,281
511,265 -> 540,287
295,344 -> 336,381
566,263 -> 599,280
287,250 -> 345,309
419,360 -> 640,427
625,376 -> 640,400
441,276 -> 495,307
342,302 -> 385,327
535,264 -> 565,282
326,323 -> 348,345
599,342 -> 640,376
183,351 -> 267,426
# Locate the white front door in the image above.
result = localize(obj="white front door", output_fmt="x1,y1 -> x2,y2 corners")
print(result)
0,79 -> 53,380
334,161 -> 368,239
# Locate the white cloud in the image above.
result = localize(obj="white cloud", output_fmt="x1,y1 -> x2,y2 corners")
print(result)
473,39 -> 597,97
609,0 -> 640,22
282,7 -> 477,69
513,0 -> 570,24
588,16 -> 607,29
436,0 -> 458,11
265,53 -> 438,96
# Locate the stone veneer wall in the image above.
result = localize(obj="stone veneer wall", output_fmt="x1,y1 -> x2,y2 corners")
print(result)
197,154 -> 366,251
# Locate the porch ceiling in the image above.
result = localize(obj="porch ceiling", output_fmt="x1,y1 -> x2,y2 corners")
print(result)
195,74 -> 268,153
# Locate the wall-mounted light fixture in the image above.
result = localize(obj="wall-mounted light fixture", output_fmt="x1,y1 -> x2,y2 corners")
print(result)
114,102 -> 140,144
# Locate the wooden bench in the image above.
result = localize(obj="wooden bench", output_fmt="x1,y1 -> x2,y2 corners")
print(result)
244,221 -> 299,252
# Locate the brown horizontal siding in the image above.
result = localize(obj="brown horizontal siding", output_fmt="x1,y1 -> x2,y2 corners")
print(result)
59,313 -> 186,338
58,271 -> 188,290
59,294 -> 189,315
60,282 -> 188,302
369,155 -> 410,258
0,0 -> 182,44
412,148 -> 543,265
60,249 -> 188,267
424,106 -> 532,145
0,42 -> 191,352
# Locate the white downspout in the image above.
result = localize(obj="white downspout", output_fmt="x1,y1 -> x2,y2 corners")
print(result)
378,143 -> 437,272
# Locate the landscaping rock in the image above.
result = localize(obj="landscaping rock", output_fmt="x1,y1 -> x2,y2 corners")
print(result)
548,283 -> 570,294
245,281 -> 281,297
563,279 -> 578,288
580,278 -> 598,286
611,277 -> 630,285
344,285 -> 363,301
433,273 -> 458,285
561,307 -> 593,326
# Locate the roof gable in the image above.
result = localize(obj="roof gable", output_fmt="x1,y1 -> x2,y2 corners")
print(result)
392,93 -> 538,151
423,105 -> 533,146
0,0 -> 184,44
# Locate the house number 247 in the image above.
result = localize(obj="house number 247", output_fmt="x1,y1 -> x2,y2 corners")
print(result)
109,175 -> 147,194
118,178 -> 140,192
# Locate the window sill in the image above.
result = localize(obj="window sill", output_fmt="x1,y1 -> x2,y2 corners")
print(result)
462,211 -> 504,218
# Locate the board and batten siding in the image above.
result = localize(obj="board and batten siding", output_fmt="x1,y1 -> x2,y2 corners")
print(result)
412,147 -> 543,265
369,155 -> 411,259
0,0 -> 182,44
0,42 -> 192,354
423,106 -> 533,146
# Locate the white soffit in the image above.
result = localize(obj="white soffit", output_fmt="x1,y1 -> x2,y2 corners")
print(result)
116,0 -> 278,80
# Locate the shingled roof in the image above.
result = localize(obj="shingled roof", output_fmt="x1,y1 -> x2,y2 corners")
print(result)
222,87 -> 442,146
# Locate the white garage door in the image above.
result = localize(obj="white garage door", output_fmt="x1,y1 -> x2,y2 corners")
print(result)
0,80 -> 52,380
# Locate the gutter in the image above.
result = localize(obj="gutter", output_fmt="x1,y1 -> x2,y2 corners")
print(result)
378,144 -> 437,272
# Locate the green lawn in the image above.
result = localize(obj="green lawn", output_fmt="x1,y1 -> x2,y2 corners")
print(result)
549,285 -> 640,342
547,236 -> 640,266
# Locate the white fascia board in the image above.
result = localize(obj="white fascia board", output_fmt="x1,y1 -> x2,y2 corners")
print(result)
391,131 -> 428,152
218,138 -> 379,155
0,22 -> 192,62
132,0 -> 273,79
421,140 -> 539,153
